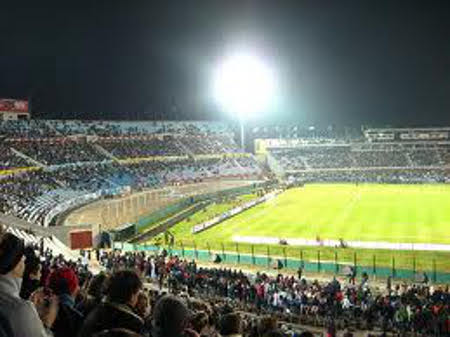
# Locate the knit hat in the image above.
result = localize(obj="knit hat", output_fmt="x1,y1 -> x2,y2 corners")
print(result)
47,267 -> 79,295
0,233 -> 25,275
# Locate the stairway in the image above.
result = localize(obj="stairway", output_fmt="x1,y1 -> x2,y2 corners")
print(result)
93,143 -> 119,161
405,152 -> 414,167
10,147 -> 47,168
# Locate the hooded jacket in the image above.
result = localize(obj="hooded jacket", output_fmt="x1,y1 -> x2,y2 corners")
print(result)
0,275 -> 52,337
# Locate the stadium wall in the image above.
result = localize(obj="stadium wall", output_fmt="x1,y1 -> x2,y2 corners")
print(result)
115,182 -> 271,242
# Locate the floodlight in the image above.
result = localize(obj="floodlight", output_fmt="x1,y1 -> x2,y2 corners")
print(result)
213,52 -> 275,120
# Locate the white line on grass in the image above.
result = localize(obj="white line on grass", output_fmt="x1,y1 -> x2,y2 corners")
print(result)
232,235 -> 450,252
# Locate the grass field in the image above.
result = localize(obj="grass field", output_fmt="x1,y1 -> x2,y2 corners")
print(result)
150,184 -> 450,273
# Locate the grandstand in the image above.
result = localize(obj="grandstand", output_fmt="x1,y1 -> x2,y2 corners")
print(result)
0,119 -> 262,247
263,127 -> 450,183
1,120 -> 450,337
3,3 -> 450,336
2,120 -> 450,274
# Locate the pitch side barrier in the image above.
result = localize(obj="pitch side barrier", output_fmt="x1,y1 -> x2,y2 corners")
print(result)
191,190 -> 280,234
114,243 -> 450,284
128,201 -> 209,243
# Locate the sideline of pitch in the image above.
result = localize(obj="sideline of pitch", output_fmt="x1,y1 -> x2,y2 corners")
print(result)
232,235 -> 450,251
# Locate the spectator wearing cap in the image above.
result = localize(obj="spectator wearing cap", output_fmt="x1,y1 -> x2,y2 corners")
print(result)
0,233 -> 53,337
47,267 -> 84,337
79,270 -> 144,337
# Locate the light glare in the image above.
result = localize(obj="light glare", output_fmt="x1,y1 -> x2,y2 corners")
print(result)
213,53 -> 275,119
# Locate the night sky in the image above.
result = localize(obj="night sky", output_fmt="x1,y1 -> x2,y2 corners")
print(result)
1,0 -> 450,127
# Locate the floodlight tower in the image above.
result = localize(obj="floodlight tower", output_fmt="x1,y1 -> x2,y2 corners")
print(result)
239,116 -> 245,150
213,52 -> 275,150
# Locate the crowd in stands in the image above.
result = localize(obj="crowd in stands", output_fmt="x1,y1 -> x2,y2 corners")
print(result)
176,135 -> 239,155
408,150 -> 442,167
0,119 -> 261,227
13,141 -> 107,166
271,146 -> 449,172
97,135 -> 238,159
98,250 -> 450,336
0,228 -> 321,337
0,144 -> 30,169
0,155 -> 261,227
250,125 -> 362,141
0,171 -> 60,219
98,137 -> 182,158
270,144 -> 450,183
1,226 -> 449,337
0,120 -> 233,139
47,120 -> 233,136
3,120 -> 450,337
0,120 -> 59,139
0,121 -> 239,167
2,134 -> 239,166
289,169 -> 448,184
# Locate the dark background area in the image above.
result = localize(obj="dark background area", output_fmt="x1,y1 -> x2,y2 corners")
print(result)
1,0 -> 450,127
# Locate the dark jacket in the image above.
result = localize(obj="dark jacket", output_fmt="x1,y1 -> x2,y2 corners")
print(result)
79,301 -> 144,337
52,294 -> 84,337
75,295 -> 102,318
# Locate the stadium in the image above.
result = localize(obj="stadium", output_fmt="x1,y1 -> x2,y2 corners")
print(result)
1,118 -> 450,279
2,2 -> 450,337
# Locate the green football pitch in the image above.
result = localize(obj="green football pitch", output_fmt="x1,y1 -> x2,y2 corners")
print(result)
154,184 -> 450,273
171,184 -> 450,244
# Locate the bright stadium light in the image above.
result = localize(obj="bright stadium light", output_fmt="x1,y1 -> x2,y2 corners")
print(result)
212,52 -> 276,149
213,52 -> 275,118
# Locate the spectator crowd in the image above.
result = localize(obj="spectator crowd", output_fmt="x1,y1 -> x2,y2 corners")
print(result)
0,155 -> 261,227
2,120 -> 450,337
271,144 -> 450,184
1,229 -> 450,337
0,119 -> 261,227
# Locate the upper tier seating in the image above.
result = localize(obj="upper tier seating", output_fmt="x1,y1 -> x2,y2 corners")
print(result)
271,145 -> 450,171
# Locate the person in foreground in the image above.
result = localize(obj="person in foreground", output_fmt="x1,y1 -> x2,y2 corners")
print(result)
79,270 -> 144,337
151,295 -> 192,337
0,233 -> 55,337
